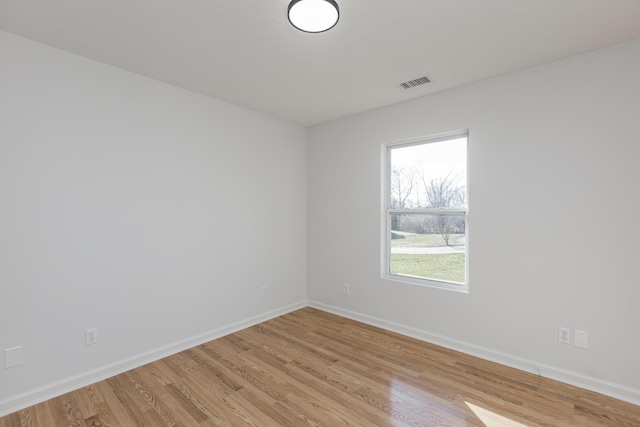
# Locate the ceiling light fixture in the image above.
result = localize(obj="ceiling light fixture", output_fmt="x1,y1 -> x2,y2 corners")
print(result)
288,0 -> 340,33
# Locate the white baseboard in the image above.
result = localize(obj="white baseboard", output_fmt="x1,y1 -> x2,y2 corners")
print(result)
309,301 -> 640,407
0,300 -> 308,417
4,299 -> 638,417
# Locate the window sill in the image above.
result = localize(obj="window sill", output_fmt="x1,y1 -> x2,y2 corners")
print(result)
382,273 -> 469,293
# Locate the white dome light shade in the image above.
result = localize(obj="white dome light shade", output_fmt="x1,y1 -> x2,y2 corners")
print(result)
288,0 -> 340,33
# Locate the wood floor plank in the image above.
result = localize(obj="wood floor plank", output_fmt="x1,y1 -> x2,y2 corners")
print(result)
28,405 -> 53,427
124,369 -> 187,427
164,354 -> 261,426
90,379 -> 137,426
135,365 -> 207,426
105,374 -> 167,426
1,413 -> 19,427
14,409 -> 35,427
154,358 -> 230,426
2,307 -> 640,426
80,384 -> 116,427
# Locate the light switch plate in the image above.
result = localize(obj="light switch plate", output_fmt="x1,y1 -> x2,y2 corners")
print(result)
5,346 -> 24,368
574,330 -> 589,349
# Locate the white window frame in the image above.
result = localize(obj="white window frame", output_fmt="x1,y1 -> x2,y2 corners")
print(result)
382,131 -> 469,293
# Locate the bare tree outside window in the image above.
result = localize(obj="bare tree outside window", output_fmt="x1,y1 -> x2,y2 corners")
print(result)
390,168 -> 415,231
419,171 -> 465,209
390,168 -> 415,209
417,170 -> 465,245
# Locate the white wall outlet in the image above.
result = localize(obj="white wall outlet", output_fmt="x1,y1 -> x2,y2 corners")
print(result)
261,286 -> 267,297
85,328 -> 98,345
558,327 -> 571,344
343,283 -> 350,295
574,329 -> 589,348
5,346 -> 24,368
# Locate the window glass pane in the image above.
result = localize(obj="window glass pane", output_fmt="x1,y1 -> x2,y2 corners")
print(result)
390,137 -> 467,209
390,212 -> 466,284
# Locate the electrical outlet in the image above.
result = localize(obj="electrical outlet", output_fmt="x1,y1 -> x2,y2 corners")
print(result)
558,327 -> 570,344
261,286 -> 267,297
343,283 -> 350,295
85,328 -> 98,345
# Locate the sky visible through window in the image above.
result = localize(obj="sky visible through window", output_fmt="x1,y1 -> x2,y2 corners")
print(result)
390,137 -> 467,209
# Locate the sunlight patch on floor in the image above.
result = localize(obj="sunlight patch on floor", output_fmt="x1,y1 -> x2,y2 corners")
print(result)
465,401 -> 528,426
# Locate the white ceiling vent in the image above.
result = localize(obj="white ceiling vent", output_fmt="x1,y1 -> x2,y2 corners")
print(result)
399,76 -> 431,89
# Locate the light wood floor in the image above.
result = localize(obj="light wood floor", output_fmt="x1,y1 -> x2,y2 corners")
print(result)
1,308 -> 639,426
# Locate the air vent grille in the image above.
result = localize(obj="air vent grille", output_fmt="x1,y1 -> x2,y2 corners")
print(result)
399,76 -> 431,89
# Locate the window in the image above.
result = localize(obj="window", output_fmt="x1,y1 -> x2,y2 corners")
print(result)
384,132 -> 468,291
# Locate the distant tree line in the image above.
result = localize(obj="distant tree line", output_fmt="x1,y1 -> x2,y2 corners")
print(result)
391,167 -> 466,246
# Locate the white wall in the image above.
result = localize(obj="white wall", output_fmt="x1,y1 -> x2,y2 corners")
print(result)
0,30 -> 308,414
308,38 -> 640,403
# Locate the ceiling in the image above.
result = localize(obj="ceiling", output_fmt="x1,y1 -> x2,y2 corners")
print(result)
1,0 -> 640,127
